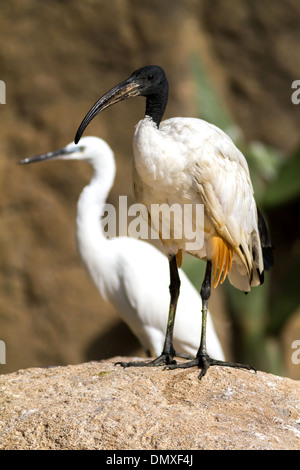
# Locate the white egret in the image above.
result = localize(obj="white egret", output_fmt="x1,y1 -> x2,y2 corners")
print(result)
19,136 -> 225,362
74,66 -> 273,379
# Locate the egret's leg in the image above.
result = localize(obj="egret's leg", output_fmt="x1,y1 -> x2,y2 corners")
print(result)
115,255 -> 192,369
167,261 -> 256,379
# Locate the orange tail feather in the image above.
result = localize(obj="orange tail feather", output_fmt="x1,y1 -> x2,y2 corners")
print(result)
211,236 -> 233,288
176,249 -> 182,268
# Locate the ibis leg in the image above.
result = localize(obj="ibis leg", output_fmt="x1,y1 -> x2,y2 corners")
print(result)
167,261 -> 256,379
158,254 -> 192,362
115,255 -> 192,369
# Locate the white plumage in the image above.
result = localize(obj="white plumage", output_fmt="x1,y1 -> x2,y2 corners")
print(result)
20,136 -> 224,361
133,116 -> 263,292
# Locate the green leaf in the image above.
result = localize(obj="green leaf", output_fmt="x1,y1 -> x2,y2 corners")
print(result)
190,54 -> 234,131
181,254 -> 205,290
267,256 -> 300,334
262,146 -> 300,207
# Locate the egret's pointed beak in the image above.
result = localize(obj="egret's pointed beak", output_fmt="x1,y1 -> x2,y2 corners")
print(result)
18,145 -> 83,165
75,77 -> 140,144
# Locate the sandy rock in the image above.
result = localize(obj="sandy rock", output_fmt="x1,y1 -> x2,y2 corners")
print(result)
0,358 -> 299,450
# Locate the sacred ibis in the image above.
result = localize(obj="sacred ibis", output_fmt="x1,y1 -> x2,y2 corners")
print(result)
74,66 -> 273,378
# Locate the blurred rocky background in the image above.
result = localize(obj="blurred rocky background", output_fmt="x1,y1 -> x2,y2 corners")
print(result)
0,0 -> 299,378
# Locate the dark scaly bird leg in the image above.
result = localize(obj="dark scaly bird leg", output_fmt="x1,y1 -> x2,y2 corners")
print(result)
167,261 -> 256,379
115,255 -> 192,369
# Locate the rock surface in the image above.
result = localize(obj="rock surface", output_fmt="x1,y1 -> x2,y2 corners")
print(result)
0,358 -> 299,450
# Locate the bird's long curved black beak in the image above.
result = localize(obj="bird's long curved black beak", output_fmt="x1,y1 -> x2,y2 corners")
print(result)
75,78 -> 140,144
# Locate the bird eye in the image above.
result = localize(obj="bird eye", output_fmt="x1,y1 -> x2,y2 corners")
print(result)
148,74 -> 154,81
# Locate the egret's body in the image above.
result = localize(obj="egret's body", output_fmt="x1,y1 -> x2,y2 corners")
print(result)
75,66 -> 273,378
19,137 -> 224,361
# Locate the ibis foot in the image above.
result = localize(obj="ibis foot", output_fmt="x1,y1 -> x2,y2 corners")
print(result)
166,353 -> 256,380
115,351 -> 193,369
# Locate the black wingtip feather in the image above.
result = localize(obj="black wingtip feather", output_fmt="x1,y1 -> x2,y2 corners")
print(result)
257,207 -> 274,271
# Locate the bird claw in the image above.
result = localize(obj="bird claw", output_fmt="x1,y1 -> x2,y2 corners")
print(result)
175,352 -> 194,360
115,351 -> 190,369
115,356 -> 175,369
166,353 -> 256,380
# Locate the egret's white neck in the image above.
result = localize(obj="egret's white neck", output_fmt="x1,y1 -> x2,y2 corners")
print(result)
75,154 -> 116,294
78,156 -> 115,219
